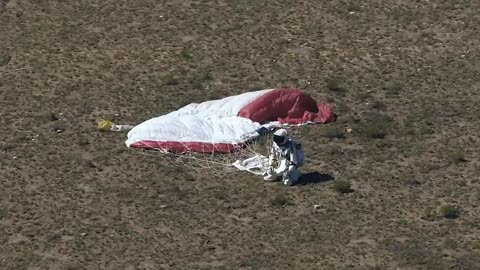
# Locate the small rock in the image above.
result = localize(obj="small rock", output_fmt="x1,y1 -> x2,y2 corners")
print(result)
159,205 -> 167,209
314,205 -> 321,209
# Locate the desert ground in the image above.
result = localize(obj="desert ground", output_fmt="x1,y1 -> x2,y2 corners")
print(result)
1,0 -> 480,269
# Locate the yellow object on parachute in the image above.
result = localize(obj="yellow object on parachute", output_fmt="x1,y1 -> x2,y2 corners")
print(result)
97,120 -> 113,131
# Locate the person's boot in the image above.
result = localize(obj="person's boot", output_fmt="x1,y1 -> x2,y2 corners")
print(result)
282,170 -> 301,186
263,171 -> 279,182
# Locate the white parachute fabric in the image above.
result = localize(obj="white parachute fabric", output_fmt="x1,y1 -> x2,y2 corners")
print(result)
125,89 -> 273,148
126,114 -> 261,145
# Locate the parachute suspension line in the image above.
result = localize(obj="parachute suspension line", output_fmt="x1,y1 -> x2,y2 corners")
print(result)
127,124 -> 303,173
154,135 -> 269,173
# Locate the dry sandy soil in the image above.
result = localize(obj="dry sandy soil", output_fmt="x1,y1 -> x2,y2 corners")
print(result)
1,0 -> 480,269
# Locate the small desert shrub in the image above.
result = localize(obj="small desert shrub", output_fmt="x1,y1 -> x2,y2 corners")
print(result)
450,150 -> 467,164
361,114 -> 394,139
0,55 -> 11,66
472,241 -> 480,250
270,193 -> 292,207
190,72 -> 213,89
335,102 -> 351,115
332,179 -> 353,194
36,111 -> 59,122
326,96 -> 335,103
211,186 -> 228,201
327,145 -> 344,157
161,74 -> 179,85
0,143 -> 14,151
171,185 -> 189,200
444,238 -> 459,249
325,77 -> 347,93
371,100 -> 386,110
364,125 -> 387,139
401,174 -> 421,186
180,48 -> 194,60
384,80 -> 402,95
322,126 -> 345,139
355,92 -> 371,101
183,173 -> 196,182
439,205 -> 459,219
419,126 -> 434,135
422,207 -> 437,221
77,137 -> 90,146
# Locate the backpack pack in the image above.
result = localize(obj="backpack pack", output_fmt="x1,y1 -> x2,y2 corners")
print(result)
293,141 -> 305,167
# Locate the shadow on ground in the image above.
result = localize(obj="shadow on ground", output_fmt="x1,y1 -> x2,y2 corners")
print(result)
298,171 -> 334,185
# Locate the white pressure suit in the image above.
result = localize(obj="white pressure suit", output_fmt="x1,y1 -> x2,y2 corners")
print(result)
263,129 -> 303,186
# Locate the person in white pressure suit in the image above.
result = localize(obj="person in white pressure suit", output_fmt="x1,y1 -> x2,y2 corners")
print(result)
263,128 -> 304,186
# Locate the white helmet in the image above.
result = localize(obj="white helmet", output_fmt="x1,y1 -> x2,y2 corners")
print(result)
273,128 -> 288,145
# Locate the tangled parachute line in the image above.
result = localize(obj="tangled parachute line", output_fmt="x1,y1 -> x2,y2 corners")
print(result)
129,125 -> 303,174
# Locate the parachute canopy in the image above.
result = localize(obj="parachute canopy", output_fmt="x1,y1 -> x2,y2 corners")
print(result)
125,88 -> 335,154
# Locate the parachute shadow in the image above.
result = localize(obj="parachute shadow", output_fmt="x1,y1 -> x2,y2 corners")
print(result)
298,172 -> 334,185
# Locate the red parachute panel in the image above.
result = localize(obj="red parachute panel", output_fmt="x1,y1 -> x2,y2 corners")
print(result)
238,88 -> 336,125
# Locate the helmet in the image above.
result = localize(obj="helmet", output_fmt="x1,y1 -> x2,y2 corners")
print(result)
273,128 -> 288,145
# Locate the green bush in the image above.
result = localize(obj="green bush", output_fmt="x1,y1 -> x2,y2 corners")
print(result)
439,205 -> 459,219
355,92 -> 371,101
270,193 -> 292,207
190,72 -> 213,90
162,74 -> 179,85
365,125 -> 387,139
450,151 -> 467,164
422,207 -> 437,221
332,179 -> 353,194
384,80 -> 402,95
361,114 -> 394,139
322,126 -> 345,139
0,55 -> 11,66
371,100 -> 386,110
325,77 -> 347,93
